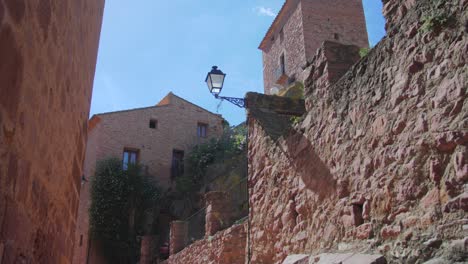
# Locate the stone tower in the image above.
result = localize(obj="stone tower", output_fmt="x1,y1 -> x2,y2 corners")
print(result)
259,0 -> 369,94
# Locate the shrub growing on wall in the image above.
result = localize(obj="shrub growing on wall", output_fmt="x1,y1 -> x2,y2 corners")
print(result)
89,158 -> 160,263
169,122 -> 248,218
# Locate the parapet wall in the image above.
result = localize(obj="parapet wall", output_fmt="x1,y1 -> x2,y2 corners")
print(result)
248,0 -> 467,263
165,222 -> 247,264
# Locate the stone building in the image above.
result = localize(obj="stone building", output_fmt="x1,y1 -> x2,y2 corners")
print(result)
259,0 -> 369,94
0,0 -> 104,263
73,92 -> 224,263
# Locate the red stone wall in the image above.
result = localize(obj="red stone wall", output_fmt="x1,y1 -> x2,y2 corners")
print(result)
261,0 -> 369,94
249,0 -> 467,263
72,125 -> 101,264
73,93 -> 224,263
0,0 -> 104,263
165,222 -> 247,264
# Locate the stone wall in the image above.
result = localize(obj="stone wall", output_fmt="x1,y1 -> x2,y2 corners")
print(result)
165,222 -> 247,264
261,0 -> 306,94
0,0 -> 104,263
301,0 -> 368,63
248,0 -> 467,263
260,0 -> 369,94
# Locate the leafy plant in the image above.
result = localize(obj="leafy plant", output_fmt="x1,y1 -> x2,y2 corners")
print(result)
420,10 -> 450,32
89,158 -> 160,263
359,47 -> 371,58
169,122 -> 248,218
290,116 -> 303,125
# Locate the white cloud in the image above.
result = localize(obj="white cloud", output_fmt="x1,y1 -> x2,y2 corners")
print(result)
254,6 -> 276,17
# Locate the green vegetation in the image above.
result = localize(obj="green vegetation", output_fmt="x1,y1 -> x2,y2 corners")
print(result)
89,158 -> 160,263
279,82 -> 305,99
359,47 -> 371,58
290,116 -> 303,125
169,122 -> 247,218
420,10 -> 450,32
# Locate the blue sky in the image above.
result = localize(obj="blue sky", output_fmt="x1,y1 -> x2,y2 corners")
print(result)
90,0 -> 386,126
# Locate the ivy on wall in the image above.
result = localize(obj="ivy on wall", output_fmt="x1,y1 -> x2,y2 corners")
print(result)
89,158 -> 160,263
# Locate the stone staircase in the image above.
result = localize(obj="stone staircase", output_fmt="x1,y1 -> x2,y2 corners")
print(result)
282,253 -> 387,264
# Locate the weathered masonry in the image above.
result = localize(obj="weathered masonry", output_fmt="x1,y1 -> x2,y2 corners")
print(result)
259,0 -> 369,95
161,0 -> 467,263
0,0 -> 104,263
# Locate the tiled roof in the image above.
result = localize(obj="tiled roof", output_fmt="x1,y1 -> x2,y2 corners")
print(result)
93,92 -> 222,118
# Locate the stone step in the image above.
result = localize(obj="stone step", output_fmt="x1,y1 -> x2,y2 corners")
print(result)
282,253 -> 387,264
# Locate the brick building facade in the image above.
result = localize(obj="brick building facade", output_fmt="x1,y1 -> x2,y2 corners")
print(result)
260,0 -> 369,94
0,0 -> 104,263
73,92 -> 224,263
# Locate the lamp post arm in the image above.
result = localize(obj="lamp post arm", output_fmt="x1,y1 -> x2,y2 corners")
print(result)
214,94 -> 246,108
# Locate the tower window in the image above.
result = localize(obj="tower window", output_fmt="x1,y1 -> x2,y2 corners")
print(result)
149,119 -> 158,129
280,53 -> 286,75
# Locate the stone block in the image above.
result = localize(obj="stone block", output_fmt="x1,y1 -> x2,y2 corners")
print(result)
282,254 -> 310,264
140,235 -> 156,264
246,92 -> 305,116
170,221 -> 188,255
310,253 -> 387,264
205,191 -> 233,236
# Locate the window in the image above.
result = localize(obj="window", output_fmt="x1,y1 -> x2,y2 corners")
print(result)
171,150 -> 184,179
280,53 -> 286,75
123,148 -> 139,170
197,123 -> 208,138
149,119 -> 157,129
334,33 -> 340,40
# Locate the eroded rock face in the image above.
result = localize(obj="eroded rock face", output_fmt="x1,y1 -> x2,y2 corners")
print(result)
248,0 -> 467,263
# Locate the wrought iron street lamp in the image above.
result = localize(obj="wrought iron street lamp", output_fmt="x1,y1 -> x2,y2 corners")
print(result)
205,66 -> 246,108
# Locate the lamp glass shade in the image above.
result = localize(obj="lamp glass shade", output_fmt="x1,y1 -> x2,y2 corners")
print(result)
205,66 -> 225,95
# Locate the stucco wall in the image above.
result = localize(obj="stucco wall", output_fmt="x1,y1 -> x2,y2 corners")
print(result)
0,0 -> 104,263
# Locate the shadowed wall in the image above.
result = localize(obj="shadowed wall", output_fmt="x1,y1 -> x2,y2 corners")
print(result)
0,0 -> 104,262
